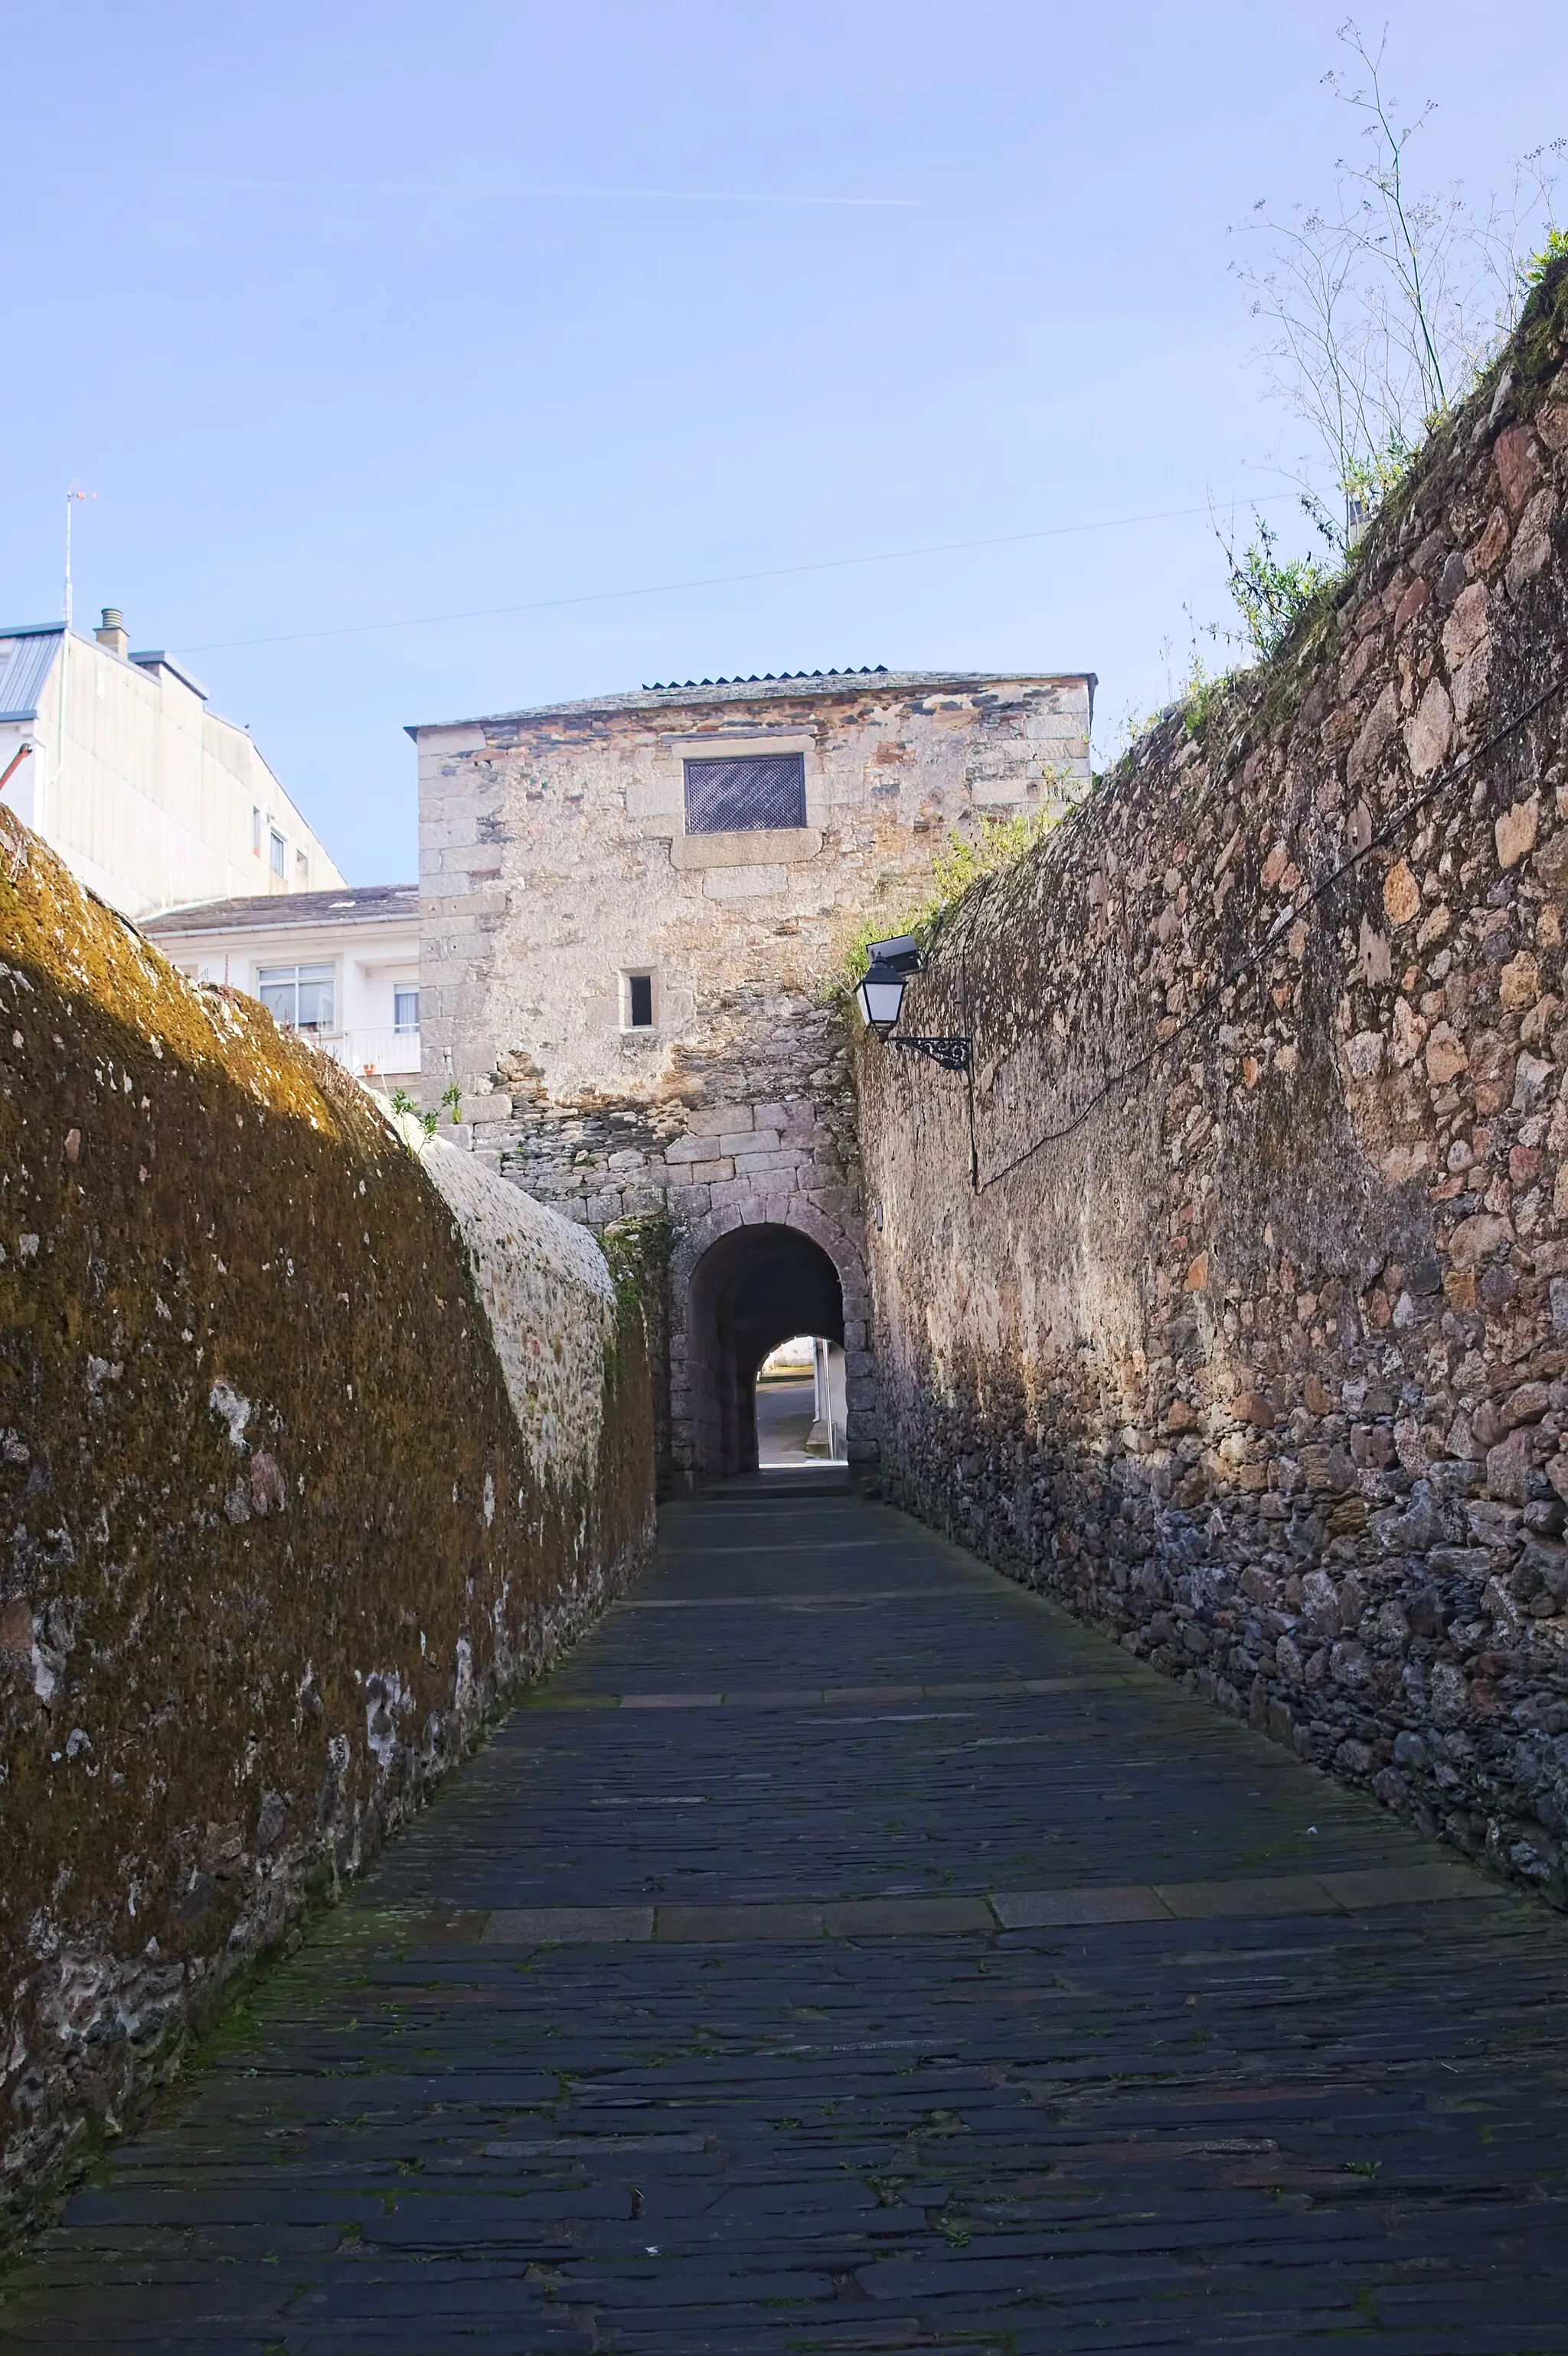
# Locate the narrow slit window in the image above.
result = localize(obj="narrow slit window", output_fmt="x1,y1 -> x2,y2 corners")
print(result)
683,751 -> 805,834
626,973 -> 654,1028
269,827 -> 286,877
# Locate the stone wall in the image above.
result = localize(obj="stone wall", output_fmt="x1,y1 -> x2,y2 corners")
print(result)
0,822 -> 655,2242
412,670 -> 1092,1478
856,261 -> 1568,1907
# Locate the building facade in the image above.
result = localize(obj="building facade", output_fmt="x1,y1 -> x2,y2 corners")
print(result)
411,667 -> 1093,1484
142,885 -> 420,1091
0,610 -> 341,920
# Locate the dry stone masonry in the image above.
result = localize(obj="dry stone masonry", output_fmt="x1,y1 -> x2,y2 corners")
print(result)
856,260 -> 1568,1909
412,669 -> 1092,1479
0,824 -> 657,2243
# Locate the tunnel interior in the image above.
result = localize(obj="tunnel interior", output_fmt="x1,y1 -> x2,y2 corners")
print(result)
686,1224 -> 845,1479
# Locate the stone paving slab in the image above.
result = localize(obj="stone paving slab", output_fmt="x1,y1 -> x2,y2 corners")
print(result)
478,1863 -> 1501,1946
4,1487 -> 1568,2351
621,1589 -> 952,1609
992,1882 -> 1171,1928
540,1675 -> 1123,1711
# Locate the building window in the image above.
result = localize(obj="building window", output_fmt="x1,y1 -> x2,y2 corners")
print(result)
269,828 -> 286,877
251,806 -> 262,856
257,962 -> 335,1034
623,972 -> 655,1030
295,849 -> 309,887
394,986 -> 420,1034
683,751 -> 806,835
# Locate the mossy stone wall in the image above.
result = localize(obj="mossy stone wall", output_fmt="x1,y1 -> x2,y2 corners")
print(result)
857,265 -> 1568,1909
0,826 -> 655,2241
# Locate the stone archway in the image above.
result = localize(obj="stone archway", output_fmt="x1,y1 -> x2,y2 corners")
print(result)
672,1204 -> 878,1480
671,1201 -> 876,1485
682,1224 -> 844,1479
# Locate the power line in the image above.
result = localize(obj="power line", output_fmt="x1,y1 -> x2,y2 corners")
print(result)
964,666 -> 1568,1192
64,173 -> 920,210
175,494 -> 1299,658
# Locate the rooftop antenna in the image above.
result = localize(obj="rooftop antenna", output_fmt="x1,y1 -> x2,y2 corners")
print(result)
63,485 -> 95,630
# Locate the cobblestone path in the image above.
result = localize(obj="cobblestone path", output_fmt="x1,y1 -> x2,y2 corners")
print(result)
6,1487 -> 1568,2352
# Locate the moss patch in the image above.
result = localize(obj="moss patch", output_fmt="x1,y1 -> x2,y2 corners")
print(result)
0,819 -> 654,2245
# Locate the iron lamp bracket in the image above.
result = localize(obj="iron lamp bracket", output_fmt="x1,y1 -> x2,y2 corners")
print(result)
892,1034 -> 972,1073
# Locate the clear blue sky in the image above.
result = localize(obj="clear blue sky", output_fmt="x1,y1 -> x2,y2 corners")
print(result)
2,1 -> 1563,883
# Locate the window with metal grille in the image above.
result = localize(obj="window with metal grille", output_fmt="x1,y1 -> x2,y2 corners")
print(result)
683,751 -> 805,834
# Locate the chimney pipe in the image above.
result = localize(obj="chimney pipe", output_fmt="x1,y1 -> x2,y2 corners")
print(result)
95,606 -> 129,658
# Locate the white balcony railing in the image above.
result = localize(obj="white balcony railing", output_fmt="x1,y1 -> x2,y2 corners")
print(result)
315,1027 -> 421,1078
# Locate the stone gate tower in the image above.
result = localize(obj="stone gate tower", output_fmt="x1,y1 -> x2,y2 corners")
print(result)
410,666 -> 1093,1485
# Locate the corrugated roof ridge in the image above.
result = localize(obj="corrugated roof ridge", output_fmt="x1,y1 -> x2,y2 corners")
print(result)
641,664 -> 890,690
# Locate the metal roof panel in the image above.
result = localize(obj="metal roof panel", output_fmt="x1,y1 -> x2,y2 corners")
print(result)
0,627 -> 64,724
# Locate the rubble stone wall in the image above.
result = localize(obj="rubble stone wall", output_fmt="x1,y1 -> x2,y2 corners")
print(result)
856,263 -> 1568,1906
413,672 -> 1091,1475
0,825 -> 656,2242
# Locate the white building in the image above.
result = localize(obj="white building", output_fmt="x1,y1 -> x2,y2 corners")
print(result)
756,1337 -> 848,1463
142,885 -> 421,1088
0,609 -> 342,920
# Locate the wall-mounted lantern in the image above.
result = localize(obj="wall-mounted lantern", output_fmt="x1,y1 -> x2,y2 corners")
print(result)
854,934 -> 972,1072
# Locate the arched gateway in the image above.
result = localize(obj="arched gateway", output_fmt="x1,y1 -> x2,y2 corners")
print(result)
675,1216 -> 870,1482
408,671 -> 1089,1493
684,1224 -> 842,1479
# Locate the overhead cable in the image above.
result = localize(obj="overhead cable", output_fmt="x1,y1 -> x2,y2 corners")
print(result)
174,494 -> 1299,658
964,665 -> 1568,1193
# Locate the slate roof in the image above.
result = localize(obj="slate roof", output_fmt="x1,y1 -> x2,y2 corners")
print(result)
142,884 -> 418,937
407,666 -> 1096,737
